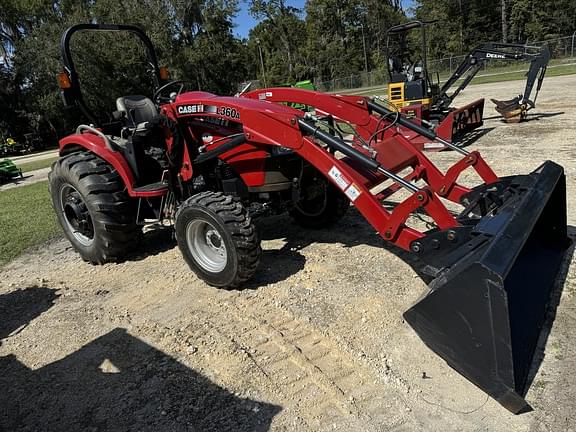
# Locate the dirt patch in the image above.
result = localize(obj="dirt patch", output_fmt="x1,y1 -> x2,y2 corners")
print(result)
1,75 -> 575,431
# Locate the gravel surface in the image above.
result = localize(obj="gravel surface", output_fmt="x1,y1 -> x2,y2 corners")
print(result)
1,75 -> 575,431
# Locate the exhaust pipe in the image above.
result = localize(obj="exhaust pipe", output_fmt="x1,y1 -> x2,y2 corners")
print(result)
405,161 -> 569,413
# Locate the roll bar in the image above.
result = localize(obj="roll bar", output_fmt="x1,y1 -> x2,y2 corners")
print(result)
60,23 -> 162,125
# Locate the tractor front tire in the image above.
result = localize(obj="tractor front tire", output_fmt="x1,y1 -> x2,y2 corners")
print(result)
49,152 -> 141,264
291,180 -> 349,228
175,192 -> 261,288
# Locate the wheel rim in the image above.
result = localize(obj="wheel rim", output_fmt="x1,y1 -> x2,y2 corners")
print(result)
59,184 -> 94,246
186,219 -> 228,273
296,182 -> 328,217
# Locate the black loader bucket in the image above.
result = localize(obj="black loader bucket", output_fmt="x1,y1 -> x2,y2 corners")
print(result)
405,161 -> 569,414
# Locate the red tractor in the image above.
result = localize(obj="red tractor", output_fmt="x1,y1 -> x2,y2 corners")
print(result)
51,24 -> 569,414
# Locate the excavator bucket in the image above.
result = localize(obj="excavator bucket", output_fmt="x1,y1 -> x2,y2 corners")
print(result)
435,98 -> 485,142
491,97 -> 527,123
404,161 -> 569,413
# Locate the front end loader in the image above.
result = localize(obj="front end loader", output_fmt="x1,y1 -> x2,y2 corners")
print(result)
51,24 -> 570,414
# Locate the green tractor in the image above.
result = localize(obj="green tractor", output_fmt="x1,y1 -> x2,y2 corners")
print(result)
0,158 -> 23,183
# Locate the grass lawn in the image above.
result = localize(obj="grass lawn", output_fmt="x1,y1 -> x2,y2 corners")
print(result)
0,181 -> 61,266
16,157 -> 58,173
459,63 -> 576,86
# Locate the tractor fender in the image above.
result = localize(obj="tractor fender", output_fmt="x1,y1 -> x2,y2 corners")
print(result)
59,133 -> 138,196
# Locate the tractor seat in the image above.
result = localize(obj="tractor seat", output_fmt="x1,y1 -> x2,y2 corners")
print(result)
116,95 -> 158,128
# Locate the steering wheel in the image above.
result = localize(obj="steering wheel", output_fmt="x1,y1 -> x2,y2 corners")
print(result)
153,80 -> 186,104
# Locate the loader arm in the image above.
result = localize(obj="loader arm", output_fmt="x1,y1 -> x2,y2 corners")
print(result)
243,87 -> 498,202
435,43 -> 550,111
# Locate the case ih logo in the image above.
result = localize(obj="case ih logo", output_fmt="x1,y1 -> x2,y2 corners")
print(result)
177,104 -> 204,115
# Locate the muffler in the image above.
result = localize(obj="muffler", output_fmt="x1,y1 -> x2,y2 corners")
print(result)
405,161 -> 569,413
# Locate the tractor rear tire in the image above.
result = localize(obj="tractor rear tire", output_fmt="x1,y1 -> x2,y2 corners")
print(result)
175,191 -> 261,288
291,180 -> 349,228
49,152 -> 141,264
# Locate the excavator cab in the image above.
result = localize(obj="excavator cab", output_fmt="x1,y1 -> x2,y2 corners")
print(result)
385,21 -> 437,110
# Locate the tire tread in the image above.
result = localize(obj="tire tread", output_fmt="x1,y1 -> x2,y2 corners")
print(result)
49,152 -> 141,263
175,191 -> 260,287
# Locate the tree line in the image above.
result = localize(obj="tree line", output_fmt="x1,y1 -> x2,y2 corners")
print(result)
0,0 -> 574,142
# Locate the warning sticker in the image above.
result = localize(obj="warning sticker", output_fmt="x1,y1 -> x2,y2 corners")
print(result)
258,92 -> 273,100
344,183 -> 361,202
328,166 -> 350,190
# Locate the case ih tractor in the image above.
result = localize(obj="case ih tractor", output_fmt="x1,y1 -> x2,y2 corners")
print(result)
51,24 -> 569,413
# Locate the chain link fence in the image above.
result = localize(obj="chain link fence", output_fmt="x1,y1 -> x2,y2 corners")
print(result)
315,34 -> 576,93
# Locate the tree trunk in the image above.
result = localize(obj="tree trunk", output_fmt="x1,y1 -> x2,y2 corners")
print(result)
501,0 -> 508,43
458,0 -> 464,53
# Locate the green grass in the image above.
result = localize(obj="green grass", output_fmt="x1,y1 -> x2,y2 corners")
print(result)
0,181 -> 61,266
16,156 -> 58,173
457,63 -> 576,86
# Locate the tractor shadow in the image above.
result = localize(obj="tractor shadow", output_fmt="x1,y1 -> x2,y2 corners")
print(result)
0,174 -> 32,191
0,328 -> 281,431
125,226 -> 177,262
522,225 -> 576,401
522,111 -> 565,122
121,207 -> 437,286
248,208 -> 434,288
482,111 -> 564,122
0,286 -> 59,347
452,126 -> 495,149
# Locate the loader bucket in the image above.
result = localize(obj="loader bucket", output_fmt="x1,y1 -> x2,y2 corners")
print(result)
435,98 -> 485,142
404,161 -> 569,413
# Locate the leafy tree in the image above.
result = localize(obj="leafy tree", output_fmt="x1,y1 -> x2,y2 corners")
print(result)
2,0 -> 248,137
0,0 -> 574,144
247,0 -> 309,84
509,0 -> 576,42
